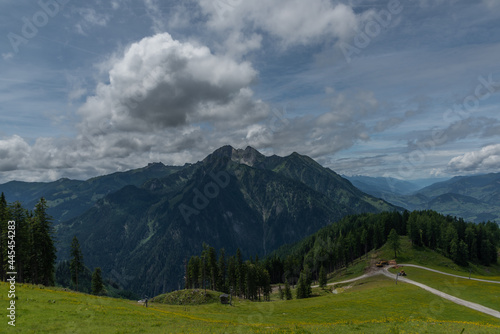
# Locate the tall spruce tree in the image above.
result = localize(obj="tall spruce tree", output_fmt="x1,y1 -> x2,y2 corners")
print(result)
91,267 -> 104,295
227,255 -> 237,293
217,249 -> 227,293
319,265 -> 327,288
387,228 -> 401,258
284,280 -> 292,300
70,236 -> 84,291
236,248 -> 245,297
9,202 -> 30,283
31,198 -> 56,286
207,246 -> 218,290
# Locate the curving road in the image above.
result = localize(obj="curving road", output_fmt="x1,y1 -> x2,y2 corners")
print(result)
313,265 -> 500,319
395,264 -> 500,284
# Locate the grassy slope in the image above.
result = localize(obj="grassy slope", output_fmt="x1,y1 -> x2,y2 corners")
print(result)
389,266 -> 500,311
3,237 -> 500,333
3,277 -> 500,333
378,236 -> 500,280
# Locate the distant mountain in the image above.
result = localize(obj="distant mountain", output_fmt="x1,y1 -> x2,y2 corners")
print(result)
54,146 -> 399,296
345,175 -> 421,196
413,173 -> 500,223
417,173 -> 500,203
0,163 -> 184,223
351,173 -> 500,223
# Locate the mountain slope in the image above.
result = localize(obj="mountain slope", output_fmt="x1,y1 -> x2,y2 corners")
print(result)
418,173 -> 500,202
0,162 -> 184,223
57,146 -> 399,296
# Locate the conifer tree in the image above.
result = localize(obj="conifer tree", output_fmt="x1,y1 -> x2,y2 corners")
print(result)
207,246 -> 218,290
319,265 -> 327,288
91,267 -> 104,295
284,280 -> 292,300
227,255 -> 237,293
31,198 -> 56,286
217,249 -> 227,292
9,202 -> 30,283
278,284 -> 284,300
236,248 -> 245,297
387,228 -> 401,258
70,236 -> 84,291
296,272 -> 306,299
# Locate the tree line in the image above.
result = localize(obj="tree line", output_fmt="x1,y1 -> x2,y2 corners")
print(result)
406,210 -> 498,266
185,244 -> 272,301
186,210 -> 499,301
267,210 -> 498,291
0,193 -> 104,295
0,194 -> 56,286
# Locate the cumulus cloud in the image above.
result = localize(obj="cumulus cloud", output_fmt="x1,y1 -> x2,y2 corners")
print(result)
242,89 -> 385,159
199,0 -> 364,51
448,144 -> 500,172
78,33 -> 267,135
0,135 -> 31,172
0,33 -> 272,183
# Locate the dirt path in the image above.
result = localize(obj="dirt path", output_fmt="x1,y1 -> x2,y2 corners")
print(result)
311,263 -> 500,319
382,266 -> 500,319
396,264 -> 500,284
311,269 -> 384,288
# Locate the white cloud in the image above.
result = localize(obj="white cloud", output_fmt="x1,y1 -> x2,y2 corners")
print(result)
144,0 -> 167,33
199,0 -> 363,51
0,33 -> 272,182
78,33 -> 265,135
2,53 -> 14,60
448,144 -> 500,172
0,135 -> 31,172
74,7 -> 111,35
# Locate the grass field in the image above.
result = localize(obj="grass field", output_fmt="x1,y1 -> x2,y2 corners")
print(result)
3,275 -> 500,333
3,238 -> 500,333
389,266 -> 500,311
378,236 -> 500,281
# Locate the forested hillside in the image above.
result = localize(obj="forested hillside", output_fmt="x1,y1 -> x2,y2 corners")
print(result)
183,210 -> 499,302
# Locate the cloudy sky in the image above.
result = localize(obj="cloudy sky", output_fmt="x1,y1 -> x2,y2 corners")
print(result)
1,0 -> 499,183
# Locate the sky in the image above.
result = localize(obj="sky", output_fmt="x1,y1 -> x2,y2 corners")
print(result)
1,0 -> 500,183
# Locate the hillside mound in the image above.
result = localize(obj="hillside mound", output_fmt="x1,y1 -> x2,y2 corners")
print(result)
151,289 -> 220,305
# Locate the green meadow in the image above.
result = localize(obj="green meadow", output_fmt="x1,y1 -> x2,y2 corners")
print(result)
389,266 -> 500,311
2,275 -> 500,333
2,237 -> 500,333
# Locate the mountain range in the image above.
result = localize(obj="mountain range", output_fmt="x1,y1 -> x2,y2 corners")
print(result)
1,146 -> 397,295
346,173 -> 500,223
1,145 -> 498,295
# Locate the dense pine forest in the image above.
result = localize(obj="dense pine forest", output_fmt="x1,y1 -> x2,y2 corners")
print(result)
0,193 -> 110,297
0,193 -> 56,286
186,210 -> 499,301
